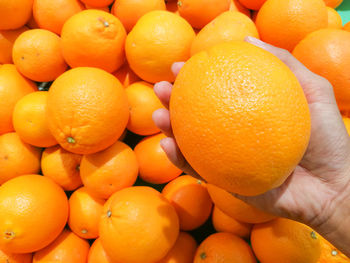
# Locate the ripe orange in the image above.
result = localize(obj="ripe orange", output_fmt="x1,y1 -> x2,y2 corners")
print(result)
33,0 -> 84,35
323,0 -> 343,8
12,29 -> 68,82
344,22 -> 350,32
13,91 -> 57,147
0,26 -> 28,64
33,229 -> 90,263
207,184 -> 275,224
126,81 -> 164,135
191,11 -> 259,55
229,0 -> 251,17
212,206 -> 252,239
112,62 -> 140,87
47,67 -> 129,154
318,236 -> 350,263
157,232 -> 197,263
80,0 -> 114,7
61,10 -> 126,73
0,64 -> 37,135
0,249 -> 32,263
327,7 -> 342,29
99,186 -> 179,263
0,175 -> 68,253
162,175 -> 213,231
41,145 -> 82,191
177,0 -> 231,29
251,218 -> 321,263
256,0 -> 328,51
343,117 -> 350,135
134,133 -> 183,184
0,0 -> 33,30
238,0 -> 266,10
193,232 -> 257,263
170,41 -> 310,196
112,0 -> 166,32
88,238 -> 115,263
125,10 -> 195,83
0,133 -> 41,185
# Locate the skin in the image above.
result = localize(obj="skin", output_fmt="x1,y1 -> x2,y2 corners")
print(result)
152,37 -> 350,257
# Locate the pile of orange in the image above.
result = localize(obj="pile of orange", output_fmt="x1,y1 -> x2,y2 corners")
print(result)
0,0 -> 349,262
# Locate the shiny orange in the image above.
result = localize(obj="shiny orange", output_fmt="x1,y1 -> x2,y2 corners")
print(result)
87,238 -> 115,263
327,7 -> 342,28
0,26 -> 28,64
238,0 -> 266,10
0,249 -> 32,263
80,0 -> 114,7
318,236 -> 350,262
0,0 -> 33,30
112,62 -> 140,87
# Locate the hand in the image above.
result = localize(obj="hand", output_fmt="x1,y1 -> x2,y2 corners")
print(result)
153,37 -> 350,256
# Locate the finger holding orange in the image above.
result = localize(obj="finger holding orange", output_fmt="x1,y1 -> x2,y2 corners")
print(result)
0,26 -> 28,64
0,0 -> 33,30
0,249 -> 32,263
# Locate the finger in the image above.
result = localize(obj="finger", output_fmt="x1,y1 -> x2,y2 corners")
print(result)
154,81 -> 173,109
152,109 -> 173,137
171,62 -> 185,77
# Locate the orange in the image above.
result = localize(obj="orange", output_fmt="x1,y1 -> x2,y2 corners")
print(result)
112,62 -> 140,87
33,0 -> 84,35
80,141 -> 139,199
343,117 -> 350,135
207,184 -> 275,224
12,29 -> 68,82
126,81 -> 164,135
0,175 -> 68,253
293,29 -> 350,112
162,175 -> 213,231
61,10 -> 126,73
0,133 -> 41,185
256,0 -> 328,51
84,4 -> 110,11
99,186 -> 179,263
193,232 -> 257,263
167,1 -> 179,13
0,64 -> 37,134
112,0 -> 166,32
324,0 -> 343,8
26,14 -> 39,29
69,187 -> 105,239
134,133 -> 183,184
327,7 -> 342,28
318,236 -> 350,263
177,0 -> 231,29
252,218 -> 321,263
212,206 -> 252,239
191,11 -> 259,55
344,22 -> 350,32
33,229 -> 90,263
229,0 -> 251,17
170,41 -> 311,196
237,0 -> 266,10
0,249 -> 32,263
0,0 -> 33,30
80,0 -> 114,8
125,10 -> 195,83
41,145 -> 82,191
47,67 -> 129,154
13,91 -> 57,147
88,238 -> 115,263
157,232 -> 197,263
0,26 -> 28,64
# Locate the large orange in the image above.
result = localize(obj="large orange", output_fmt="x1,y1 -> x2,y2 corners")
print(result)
125,10 -> 195,83
238,0 -> 266,10
256,0 -> 328,51
61,10 -> 126,73
80,0 -> 114,7
0,0 -> 33,30
99,186 -> 179,263
0,26 -> 28,64
170,41 -> 311,196
0,64 -> 37,135
327,7 -> 342,29
293,29 -> 350,112
323,0 -> 343,8
318,236 -> 350,263
0,249 -> 32,263
0,133 -> 41,185
87,238 -> 115,263
112,62 -> 140,87
251,218 -> 321,263
47,67 -> 129,154
0,175 -> 68,253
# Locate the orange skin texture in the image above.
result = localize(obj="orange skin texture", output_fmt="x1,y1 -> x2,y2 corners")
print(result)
162,175 -> 213,231
112,62 -> 140,87
237,0 -> 266,10
68,187 -> 105,239
33,229 -> 90,263
0,26 -> 28,64
157,232 -> 197,263
207,184 -> 275,224
41,145 -> 82,191
193,232 -> 257,263
88,238 -> 116,263
99,186 -> 180,263
0,133 -> 41,185
191,11 -> 259,55
170,42 -> 311,196
212,206 -> 252,239
0,0 -> 33,30
126,81 -> 164,135
80,141 -> 139,199
13,91 -> 57,147
318,236 -> 350,263
344,22 -> 350,32
327,7 -> 342,29
229,0 -> 251,17
80,0 -> 114,8
0,175 -> 68,254
61,10 -> 126,73
177,0 -> 231,29
112,0 -> 166,32
0,249 -> 32,263
251,218 -> 321,263
47,67 -> 129,154
33,0 -> 84,35
125,10 -> 196,83
323,0 -> 343,8
293,29 -> 350,112
0,64 -> 37,135
134,133 -> 183,184
256,0 -> 328,51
